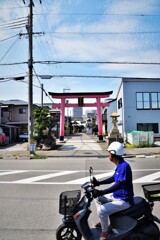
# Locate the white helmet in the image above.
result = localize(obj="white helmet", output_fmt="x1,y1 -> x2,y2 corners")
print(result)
107,141 -> 124,156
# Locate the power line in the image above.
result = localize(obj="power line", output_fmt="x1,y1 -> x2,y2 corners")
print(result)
0,34 -> 20,43
0,6 -> 26,10
0,18 -> 27,26
0,62 -> 27,66
0,60 -> 160,66
34,13 -> 160,17
35,2 -> 71,90
0,37 -> 19,63
33,8 -> 66,91
3,74 -> 155,81
0,17 -> 27,23
33,67 -> 54,103
48,31 -> 160,35
34,61 -> 160,65
37,74 -> 131,79
37,75 -> 160,79
0,24 -> 26,31
0,79 -> 11,83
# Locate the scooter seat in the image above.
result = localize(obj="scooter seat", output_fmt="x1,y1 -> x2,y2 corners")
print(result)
110,196 -> 150,219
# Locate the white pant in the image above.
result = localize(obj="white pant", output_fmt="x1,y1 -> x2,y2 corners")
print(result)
95,193 -> 131,232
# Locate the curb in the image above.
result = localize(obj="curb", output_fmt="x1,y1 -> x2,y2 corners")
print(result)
1,153 -> 160,160
125,154 -> 160,158
135,154 -> 160,158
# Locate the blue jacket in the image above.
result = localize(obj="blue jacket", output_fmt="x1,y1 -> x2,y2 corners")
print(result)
99,159 -> 134,205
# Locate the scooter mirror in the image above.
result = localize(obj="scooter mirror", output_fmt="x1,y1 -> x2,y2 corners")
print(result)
89,167 -> 93,185
89,167 -> 93,176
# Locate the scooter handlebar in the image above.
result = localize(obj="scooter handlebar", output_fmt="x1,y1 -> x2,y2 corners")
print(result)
91,176 -> 100,186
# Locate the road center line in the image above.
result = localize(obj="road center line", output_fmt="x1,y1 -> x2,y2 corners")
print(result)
13,171 -> 78,183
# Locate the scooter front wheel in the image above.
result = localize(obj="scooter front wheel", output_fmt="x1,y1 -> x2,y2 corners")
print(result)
56,223 -> 82,240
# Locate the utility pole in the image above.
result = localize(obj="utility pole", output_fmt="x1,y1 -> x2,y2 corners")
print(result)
28,0 -> 34,150
22,0 -> 42,153
41,83 -> 44,107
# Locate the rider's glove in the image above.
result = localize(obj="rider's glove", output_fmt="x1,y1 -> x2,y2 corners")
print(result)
92,177 -> 100,186
93,189 -> 102,198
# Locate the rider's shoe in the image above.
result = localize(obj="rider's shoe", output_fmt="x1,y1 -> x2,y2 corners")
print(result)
99,231 -> 110,240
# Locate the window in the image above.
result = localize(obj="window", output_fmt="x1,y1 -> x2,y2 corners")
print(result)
136,92 -> 160,110
151,93 -> 160,109
158,93 -> 160,107
143,93 -> 150,109
118,98 -> 122,109
137,123 -> 159,133
19,108 -> 26,114
136,93 -> 143,109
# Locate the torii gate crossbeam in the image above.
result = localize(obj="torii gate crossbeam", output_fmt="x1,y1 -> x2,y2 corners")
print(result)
49,91 -> 113,141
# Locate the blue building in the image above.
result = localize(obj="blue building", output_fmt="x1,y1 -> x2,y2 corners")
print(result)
107,78 -> 160,137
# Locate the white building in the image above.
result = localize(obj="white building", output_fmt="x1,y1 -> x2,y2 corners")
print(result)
107,78 -> 160,137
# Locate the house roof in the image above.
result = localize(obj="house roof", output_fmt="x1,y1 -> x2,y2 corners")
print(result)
48,91 -> 113,99
0,99 -> 40,107
122,77 -> 160,82
116,77 -> 160,98
0,99 -> 28,106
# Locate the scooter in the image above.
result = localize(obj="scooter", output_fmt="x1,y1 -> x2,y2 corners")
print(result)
56,167 -> 160,240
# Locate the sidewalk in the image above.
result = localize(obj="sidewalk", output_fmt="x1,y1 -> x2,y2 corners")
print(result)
0,133 -> 160,159
83,134 -> 160,158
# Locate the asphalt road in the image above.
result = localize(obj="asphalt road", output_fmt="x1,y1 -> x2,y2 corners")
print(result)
0,156 -> 160,240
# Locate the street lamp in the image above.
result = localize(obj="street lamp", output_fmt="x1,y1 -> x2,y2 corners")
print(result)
63,88 -> 71,93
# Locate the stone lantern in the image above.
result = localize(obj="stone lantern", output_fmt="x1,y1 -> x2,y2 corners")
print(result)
107,112 -> 123,145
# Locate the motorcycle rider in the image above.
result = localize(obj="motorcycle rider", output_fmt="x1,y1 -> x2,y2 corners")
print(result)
92,141 -> 134,240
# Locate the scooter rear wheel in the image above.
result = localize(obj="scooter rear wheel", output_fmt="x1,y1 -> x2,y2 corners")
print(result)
56,223 -> 82,240
125,221 -> 160,240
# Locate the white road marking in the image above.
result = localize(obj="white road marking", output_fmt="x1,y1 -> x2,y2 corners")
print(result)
0,170 -> 159,184
0,181 -> 68,185
13,171 -> 78,183
0,170 -> 29,176
66,171 -> 114,184
133,171 -> 160,183
0,169 -> 160,172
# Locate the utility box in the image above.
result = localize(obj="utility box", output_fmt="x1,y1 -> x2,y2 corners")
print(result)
125,131 -> 154,146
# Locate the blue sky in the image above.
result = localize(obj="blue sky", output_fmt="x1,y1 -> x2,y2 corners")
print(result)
0,0 -> 160,105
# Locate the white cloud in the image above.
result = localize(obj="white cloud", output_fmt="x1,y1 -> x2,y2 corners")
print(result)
107,0 -> 158,14
0,1 -> 28,41
0,0 -> 159,103
46,0 -> 159,63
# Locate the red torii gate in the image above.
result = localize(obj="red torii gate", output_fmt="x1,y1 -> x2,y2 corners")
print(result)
48,91 -> 113,141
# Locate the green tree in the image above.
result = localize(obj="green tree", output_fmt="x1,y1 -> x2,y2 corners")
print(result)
33,107 -> 49,144
33,107 -> 56,149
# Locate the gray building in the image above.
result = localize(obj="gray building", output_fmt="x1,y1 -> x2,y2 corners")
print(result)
84,109 -> 97,120
0,99 -> 29,142
71,107 -> 83,121
107,78 -> 160,137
